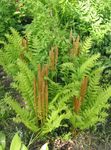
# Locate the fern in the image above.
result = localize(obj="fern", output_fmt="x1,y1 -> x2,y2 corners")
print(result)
5,95 -> 38,132
79,53 -> 100,75
0,28 -> 24,75
42,37 -> 111,134
24,0 -> 70,64
69,68 -> 111,129
0,0 -> 18,39
80,37 -> 92,54
3,34 -> 111,138
12,60 -> 34,109
73,86 -> 111,130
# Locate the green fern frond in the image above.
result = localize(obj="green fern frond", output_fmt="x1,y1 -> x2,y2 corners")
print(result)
81,37 -> 92,54
0,28 -> 24,75
70,81 -> 111,130
61,62 -> 74,71
82,68 -> 103,109
79,53 -> 100,75
12,60 -> 34,109
5,95 -> 38,132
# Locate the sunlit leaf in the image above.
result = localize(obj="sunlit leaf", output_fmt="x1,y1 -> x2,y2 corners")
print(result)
0,132 -> 6,150
40,143 -> 49,150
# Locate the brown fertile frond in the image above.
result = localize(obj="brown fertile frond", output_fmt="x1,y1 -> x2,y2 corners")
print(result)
70,35 -> 80,57
37,64 -> 49,123
74,97 -> 81,113
19,38 -> 28,62
41,66 -> 45,121
73,35 -> 80,56
19,52 -> 25,61
37,64 -> 42,120
75,36 -> 80,50
49,48 -> 55,70
49,47 -> 58,70
22,38 -> 28,50
80,76 -> 89,102
44,64 -> 49,117
55,47 -> 58,68
70,48 -> 74,57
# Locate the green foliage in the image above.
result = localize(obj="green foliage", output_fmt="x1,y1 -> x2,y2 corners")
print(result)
4,60 -> 38,132
0,132 -> 6,150
10,133 -> 28,150
0,132 -> 28,150
24,0 -> 111,87
0,1 -> 19,40
0,28 -> 24,75
0,0 -> 111,141
43,53 -> 110,134
60,0 -> 111,41
0,98 -> 11,121
25,0 -> 69,64
2,36 -> 111,138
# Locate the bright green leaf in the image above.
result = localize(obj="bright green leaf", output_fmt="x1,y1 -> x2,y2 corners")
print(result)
21,144 -> 28,150
0,145 -> 3,150
0,132 -> 6,150
10,133 -> 21,150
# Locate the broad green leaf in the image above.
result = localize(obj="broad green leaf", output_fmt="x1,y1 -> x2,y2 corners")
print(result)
0,145 -> 3,150
21,144 -> 28,150
10,133 -> 21,150
40,143 -> 49,150
0,132 -> 6,150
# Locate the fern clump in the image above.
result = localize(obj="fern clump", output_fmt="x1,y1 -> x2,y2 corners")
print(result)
3,36 -> 111,138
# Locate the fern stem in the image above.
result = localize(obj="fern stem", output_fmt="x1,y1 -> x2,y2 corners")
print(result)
44,64 -> 48,117
41,66 -> 45,122
22,38 -> 28,50
55,46 -> 58,70
37,64 -> 42,120
74,97 -> 81,113
73,35 -> 80,56
80,76 -> 89,102
49,47 -> 55,70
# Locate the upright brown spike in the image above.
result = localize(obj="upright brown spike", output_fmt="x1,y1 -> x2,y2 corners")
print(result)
70,36 -> 80,57
70,48 -> 74,57
75,35 -> 80,48
69,37 -> 74,57
55,47 -> 58,69
74,97 -> 81,113
19,52 -> 24,61
22,38 -> 28,50
41,66 -> 45,121
80,76 -> 89,102
19,37 -> 28,62
37,64 -> 42,120
49,48 -> 55,70
72,37 -> 75,49
37,64 -> 49,123
44,64 -> 49,117
74,35 -> 80,56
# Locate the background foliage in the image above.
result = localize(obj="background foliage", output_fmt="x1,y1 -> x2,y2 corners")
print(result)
0,0 -> 111,149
